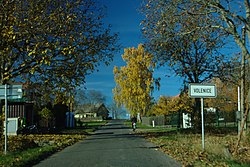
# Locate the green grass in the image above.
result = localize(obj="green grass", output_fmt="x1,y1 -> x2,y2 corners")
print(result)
0,146 -> 57,167
124,120 -> 178,133
0,134 -> 85,166
0,120 -> 108,166
84,120 -> 108,127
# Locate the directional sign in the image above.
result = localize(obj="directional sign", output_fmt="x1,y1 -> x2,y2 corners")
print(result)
189,84 -> 216,98
0,85 -> 22,99
0,84 -> 22,154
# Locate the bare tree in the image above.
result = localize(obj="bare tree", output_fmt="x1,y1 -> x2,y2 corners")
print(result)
141,0 -> 233,129
108,101 -> 127,119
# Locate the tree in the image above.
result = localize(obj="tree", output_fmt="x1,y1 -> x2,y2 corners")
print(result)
150,96 -> 178,116
141,0 -> 250,149
39,107 -> 54,128
74,89 -> 88,106
141,0 -> 235,82
113,44 -> 154,117
141,0 -> 249,61
108,101 -> 127,119
206,78 -> 238,114
140,0 -> 233,129
74,89 -> 106,114
87,90 -> 106,105
150,93 -> 193,116
76,89 -> 106,105
0,0 -> 119,88
0,0 -> 119,140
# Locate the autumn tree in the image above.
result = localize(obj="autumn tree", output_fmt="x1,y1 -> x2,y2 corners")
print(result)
113,44 -> 154,117
150,93 -> 193,115
0,0 -> 119,112
150,96 -> 178,116
206,78 -> 238,113
39,107 -> 54,128
0,0 -> 119,140
0,0 -> 118,90
140,0 -> 234,129
141,0 -> 231,83
141,0 -> 250,149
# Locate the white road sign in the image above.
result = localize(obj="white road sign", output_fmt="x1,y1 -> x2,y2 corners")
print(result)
189,84 -> 216,98
0,85 -> 22,99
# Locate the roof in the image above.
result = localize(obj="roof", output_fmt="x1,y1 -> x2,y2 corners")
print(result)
81,103 -> 107,113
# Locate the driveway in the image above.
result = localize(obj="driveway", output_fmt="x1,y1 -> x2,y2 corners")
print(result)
34,120 -> 181,167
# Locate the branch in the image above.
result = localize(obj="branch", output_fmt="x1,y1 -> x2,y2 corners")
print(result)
177,25 -> 228,36
208,1 -> 247,25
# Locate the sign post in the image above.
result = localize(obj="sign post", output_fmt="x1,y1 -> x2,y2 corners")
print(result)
189,84 -> 217,151
0,84 -> 22,154
4,84 -> 7,155
201,97 -> 204,150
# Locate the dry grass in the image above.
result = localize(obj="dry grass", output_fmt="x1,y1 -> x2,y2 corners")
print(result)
0,134 -> 86,166
139,129 -> 250,167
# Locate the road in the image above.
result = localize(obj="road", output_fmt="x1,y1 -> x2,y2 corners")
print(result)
34,120 -> 181,167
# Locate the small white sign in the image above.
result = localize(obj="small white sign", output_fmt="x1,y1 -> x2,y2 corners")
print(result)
189,84 -> 216,98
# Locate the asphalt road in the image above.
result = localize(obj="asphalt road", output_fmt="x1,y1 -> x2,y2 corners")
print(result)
34,120 -> 181,167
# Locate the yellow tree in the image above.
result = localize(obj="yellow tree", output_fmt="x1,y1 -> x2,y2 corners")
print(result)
150,93 -> 193,116
0,0 -> 118,88
150,96 -> 178,116
113,44 -> 154,117
206,78 -> 238,115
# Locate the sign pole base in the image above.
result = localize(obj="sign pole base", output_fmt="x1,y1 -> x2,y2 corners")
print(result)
201,97 -> 205,151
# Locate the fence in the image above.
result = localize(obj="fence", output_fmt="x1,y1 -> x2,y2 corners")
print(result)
141,115 -> 165,126
142,111 -> 237,128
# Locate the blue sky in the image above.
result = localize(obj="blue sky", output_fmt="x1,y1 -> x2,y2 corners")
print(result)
84,0 -> 183,103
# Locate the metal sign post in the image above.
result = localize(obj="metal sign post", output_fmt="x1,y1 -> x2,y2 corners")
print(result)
201,97 -> 205,151
0,84 -> 22,154
4,84 -> 7,155
189,83 -> 217,152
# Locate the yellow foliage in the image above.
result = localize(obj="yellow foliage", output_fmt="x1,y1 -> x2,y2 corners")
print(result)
206,78 -> 238,112
113,44 -> 154,116
150,93 -> 194,116
29,68 -> 36,75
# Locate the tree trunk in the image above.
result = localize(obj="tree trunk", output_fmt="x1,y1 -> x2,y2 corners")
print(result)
248,70 -> 250,132
192,98 -> 201,131
234,101 -> 250,154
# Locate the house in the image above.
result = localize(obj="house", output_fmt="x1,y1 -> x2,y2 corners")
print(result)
1,82 -> 35,127
7,101 -> 34,126
75,103 -> 109,121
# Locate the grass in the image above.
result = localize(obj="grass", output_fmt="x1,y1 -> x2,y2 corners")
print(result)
1,120 -> 249,167
124,120 -> 177,132
84,120 -> 108,127
137,127 -> 250,167
0,120 -> 109,167
76,120 -> 109,129
0,134 -> 84,167
0,146 -> 57,167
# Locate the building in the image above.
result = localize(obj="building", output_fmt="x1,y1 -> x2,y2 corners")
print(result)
75,103 -> 109,121
1,82 -> 35,127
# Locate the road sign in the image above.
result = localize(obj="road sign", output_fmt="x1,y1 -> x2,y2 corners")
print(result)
188,83 -> 217,151
0,85 -> 22,99
189,84 -> 216,98
0,84 -> 22,154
